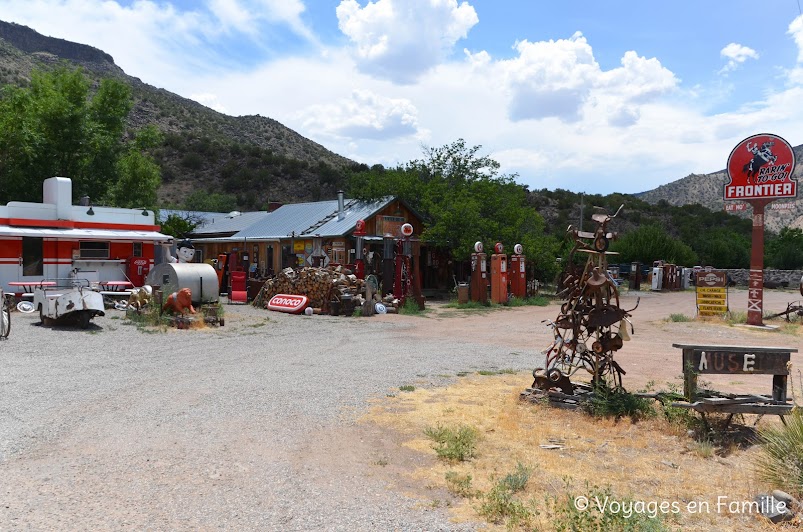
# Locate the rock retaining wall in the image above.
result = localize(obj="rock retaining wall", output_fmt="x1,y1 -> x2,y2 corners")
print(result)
724,269 -> 803,288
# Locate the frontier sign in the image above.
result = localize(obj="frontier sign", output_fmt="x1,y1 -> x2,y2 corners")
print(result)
724,133 -> 796,200
724,133 -> 797,326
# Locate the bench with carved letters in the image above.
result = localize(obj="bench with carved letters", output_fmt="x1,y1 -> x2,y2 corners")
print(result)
672,343 -> 796,416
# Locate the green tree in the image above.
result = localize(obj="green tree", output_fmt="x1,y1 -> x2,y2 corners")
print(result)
183,190 -> 238,212
105,125 -> 163,209
766,227 -> 803,270
0,66 -> 134,203
610,224 -> 698,265
348,139 -> 560,278
160,213 -> 202,238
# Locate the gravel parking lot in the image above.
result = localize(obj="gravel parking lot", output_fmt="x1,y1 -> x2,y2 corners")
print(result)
0,303 -> 540,530
3,289 -> 802,530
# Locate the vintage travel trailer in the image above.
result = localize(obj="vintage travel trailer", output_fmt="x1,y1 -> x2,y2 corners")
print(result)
0,177 -> 171,293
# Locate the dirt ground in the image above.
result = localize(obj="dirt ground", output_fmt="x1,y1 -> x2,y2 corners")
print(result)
374,287 -> 803,395
359,287 -> 803,530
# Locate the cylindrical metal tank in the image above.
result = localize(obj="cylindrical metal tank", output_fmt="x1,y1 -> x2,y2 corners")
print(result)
146,263 -> 219,304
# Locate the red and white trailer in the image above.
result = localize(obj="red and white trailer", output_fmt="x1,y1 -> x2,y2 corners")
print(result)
0,177 -> 171,296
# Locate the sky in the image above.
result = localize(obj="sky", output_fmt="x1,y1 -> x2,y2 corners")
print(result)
2,0 -> 803,195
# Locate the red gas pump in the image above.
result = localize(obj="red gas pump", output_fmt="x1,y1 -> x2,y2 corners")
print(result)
509,243 -> 526,299
127,257 -> 150,287
490,242 -> 508,304
393,223 -> 414,302
470,241 -> 488,304
353,219 -> 366,280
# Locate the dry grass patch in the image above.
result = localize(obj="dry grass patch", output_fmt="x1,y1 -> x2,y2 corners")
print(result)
363,373 -> 784,530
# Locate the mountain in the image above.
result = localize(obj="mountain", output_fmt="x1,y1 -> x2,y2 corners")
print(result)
637,144 -> 803,233
0,20 -> 358,209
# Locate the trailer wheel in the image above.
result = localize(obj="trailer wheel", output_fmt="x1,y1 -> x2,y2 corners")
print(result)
77,311 -> 91,329
0,307 -> 9,338
39,305 -> 50,326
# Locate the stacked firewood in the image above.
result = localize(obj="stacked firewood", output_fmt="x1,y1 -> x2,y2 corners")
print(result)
252,266 -> 366,310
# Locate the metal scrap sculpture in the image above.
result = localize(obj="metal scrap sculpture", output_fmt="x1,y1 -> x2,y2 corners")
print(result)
531,204 -> 638,396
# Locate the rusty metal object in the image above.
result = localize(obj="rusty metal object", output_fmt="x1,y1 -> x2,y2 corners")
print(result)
532,204 -> 636,395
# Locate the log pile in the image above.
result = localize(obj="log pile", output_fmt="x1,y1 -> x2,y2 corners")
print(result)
252,266 -> 366,311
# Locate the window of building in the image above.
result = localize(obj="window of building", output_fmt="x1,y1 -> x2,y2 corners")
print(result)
132,242 -> 143,257
79,241 -> 110,259
22,237 -> 43,276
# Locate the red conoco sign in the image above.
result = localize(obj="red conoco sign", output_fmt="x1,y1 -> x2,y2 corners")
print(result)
267,294 -> 309,314
724,133 -> 796,200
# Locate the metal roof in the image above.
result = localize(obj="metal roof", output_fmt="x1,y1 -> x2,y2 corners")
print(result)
187,211 -> 271,236
233,197 -> 395,240
157,209 -> 230,226
0,225 -> 171,242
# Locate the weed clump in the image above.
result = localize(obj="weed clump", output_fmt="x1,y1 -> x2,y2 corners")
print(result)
584,383 -> 656,421
423,424 -> 479,462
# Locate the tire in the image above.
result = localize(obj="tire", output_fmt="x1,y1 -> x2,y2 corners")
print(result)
77,311 -> 91,329
593,235 -> 610,252
39,305 -> 48,326
0,308 -> 9,338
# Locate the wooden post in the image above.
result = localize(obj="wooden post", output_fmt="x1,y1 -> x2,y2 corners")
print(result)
682,348 -> 697,401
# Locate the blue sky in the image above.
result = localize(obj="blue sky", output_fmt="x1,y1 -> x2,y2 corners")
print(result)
3,0 -> 803,195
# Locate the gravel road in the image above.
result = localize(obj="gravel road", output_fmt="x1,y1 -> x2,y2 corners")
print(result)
0,303 -> 542,530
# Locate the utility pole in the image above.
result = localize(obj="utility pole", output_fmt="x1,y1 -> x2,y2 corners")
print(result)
579,193 -> 584,231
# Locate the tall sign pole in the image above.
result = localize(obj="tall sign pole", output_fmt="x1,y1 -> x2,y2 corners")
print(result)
724,133 -> 796,326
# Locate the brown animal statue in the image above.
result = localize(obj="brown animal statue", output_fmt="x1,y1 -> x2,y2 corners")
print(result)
162,287 -> 195,315
126,285 -> 153,311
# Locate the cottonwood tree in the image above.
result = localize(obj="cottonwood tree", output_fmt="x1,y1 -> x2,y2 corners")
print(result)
0,66 -> 160,207
348,139 -> 559,278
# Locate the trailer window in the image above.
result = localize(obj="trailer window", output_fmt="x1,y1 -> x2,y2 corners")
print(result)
133,242 -> 142,257
22,237 -> 43,276
79,241 -> 110,259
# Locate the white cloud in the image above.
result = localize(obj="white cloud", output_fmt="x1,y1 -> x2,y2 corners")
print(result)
189,93 -> 229,114
297,89 -> 420,141
336,0 -> 478,84
495,33 -> 677,127
719,42 -> 759,73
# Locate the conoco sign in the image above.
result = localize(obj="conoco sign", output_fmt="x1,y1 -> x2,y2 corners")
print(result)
267,294 -> 309,314
724,133 -> 796,200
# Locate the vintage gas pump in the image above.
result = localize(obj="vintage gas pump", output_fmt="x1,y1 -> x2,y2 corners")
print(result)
393,223 -> 414,302
382,233 -> 395,295
470,241 -> 488,304
509,243 -> 526,299
353,219 -> 366,280
490,242 -> 508,304
409,235 -> 425,309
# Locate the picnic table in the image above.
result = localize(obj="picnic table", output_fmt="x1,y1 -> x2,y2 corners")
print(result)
97,280 -> 133,292
8,281 -> 56,296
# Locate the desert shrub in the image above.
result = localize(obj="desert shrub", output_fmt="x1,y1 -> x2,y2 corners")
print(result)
546,481 -> 669,531
423,424 -> 478,462
755,409 -> 803,498
499,462 -> 531,493
667,313 -> 692,322
585,384 -> 656,421
478,482 -> 533,526
444,471 -> 475,498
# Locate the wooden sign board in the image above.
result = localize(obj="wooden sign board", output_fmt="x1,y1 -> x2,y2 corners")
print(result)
687,349 -> 790,375
695,271 -> 728,316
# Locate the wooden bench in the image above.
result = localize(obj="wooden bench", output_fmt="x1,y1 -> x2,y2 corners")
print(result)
672,343 -> 796,417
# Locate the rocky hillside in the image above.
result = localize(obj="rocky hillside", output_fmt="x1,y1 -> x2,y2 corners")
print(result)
638,144 -> 803,233
0,20 -> 358,208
